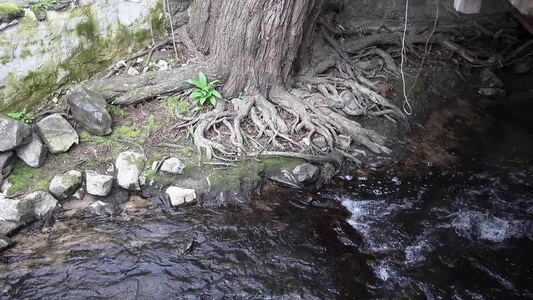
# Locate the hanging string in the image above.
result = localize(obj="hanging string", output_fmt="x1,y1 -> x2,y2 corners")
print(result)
409,0 -> 440,97
400,0 -> 412,115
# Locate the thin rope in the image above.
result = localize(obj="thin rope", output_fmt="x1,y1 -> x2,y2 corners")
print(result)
400,0 -> 412,115
409,0 -> 439,96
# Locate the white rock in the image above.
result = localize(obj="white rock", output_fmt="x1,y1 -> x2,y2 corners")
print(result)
86,170 -> 114,196
0,195 -> 21,222
15,133 -> 47,168
0,191 -> 58,223
160,157 -> 185,174
165,186 -> 196,206
0,118 -> 32,152
49,170 -> 82,200
156,60 -> 169,71
35,113 -> 79,154
29,191 -> 59,219
115,151 -> 146,191
127,67 -> 139,76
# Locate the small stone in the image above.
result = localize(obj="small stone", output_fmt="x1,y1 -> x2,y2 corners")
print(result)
478,88 -> 506,97
160,157 -> 185,174
335,135 -> 352,150
87,201 -> 116,216
69,186 -> 85,201
0,117 -> 32,152
86,170 -> 114,196
312,136 -> 328,149
165,186 -> 196,206
156,60 -> 169,71
36,113 -> 79,154
127,67 -> 139,76
48,170 -> 83,201
292,163 -> 320,184
115,151 -> 147,191
15,133 -> 47,167
270,163 -> 320,187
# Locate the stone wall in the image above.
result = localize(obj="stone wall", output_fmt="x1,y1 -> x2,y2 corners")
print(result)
340,0 -> 509,28
0,0 -> 165,114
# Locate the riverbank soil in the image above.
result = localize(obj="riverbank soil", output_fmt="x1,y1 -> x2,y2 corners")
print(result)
5,0 -> 532,203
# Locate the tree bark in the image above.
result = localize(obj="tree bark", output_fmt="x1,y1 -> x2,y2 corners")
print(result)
188,0 -> 325,97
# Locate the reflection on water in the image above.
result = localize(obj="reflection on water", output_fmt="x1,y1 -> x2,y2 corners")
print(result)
1,99 -> 532,299
0,183 -> 373,299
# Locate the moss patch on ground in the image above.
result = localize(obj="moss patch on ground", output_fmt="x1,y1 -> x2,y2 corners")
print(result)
7,162 -> 52,194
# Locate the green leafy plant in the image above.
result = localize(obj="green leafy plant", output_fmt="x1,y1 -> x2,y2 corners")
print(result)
238,91 -> 245,99
166,58 -> 180,66
186,72 -> 221,108
8,109 -> 35,123
28,0 -> 58,10
186,124 -> 194,139
143,61 -> 156,73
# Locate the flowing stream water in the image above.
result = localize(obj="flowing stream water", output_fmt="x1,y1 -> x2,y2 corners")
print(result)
1,97 -> 532,299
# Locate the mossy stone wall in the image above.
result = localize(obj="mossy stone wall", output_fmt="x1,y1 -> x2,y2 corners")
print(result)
0,0 -> 164,115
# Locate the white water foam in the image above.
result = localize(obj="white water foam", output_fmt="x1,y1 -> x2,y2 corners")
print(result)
452,211 -> 531,242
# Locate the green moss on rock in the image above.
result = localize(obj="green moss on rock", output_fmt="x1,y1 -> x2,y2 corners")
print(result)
0,1 -> 165,115
0,3 -> 24,23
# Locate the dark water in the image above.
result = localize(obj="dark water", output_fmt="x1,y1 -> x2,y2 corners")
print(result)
1,100 -> 532,299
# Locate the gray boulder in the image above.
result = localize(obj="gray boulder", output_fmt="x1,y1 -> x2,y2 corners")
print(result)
49,170 -> 83,200
85,170 -> 114,196
15,133 -> 47,167
67,87 -> 112,135
36,113 -> 79,154
0,151 -> 16,174
270,163 -> 320,187
0,117 -> 32,152
116,151 -> 147,191
0,191 -> 58,223
160,157 -> 186,174
165,186 -> 196,206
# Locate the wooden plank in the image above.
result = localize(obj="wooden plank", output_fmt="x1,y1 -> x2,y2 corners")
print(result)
454,0 -> 483,14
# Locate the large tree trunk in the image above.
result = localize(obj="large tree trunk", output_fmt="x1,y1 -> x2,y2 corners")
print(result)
87,0 -> 405,162
188,0 -> 325,97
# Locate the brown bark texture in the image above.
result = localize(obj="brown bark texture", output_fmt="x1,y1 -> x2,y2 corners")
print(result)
188,0 -> 325,97
86,0 -> 419,163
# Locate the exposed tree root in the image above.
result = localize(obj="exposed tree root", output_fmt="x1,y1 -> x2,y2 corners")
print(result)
344,32 -> 500,66
85,12 -> 520,166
